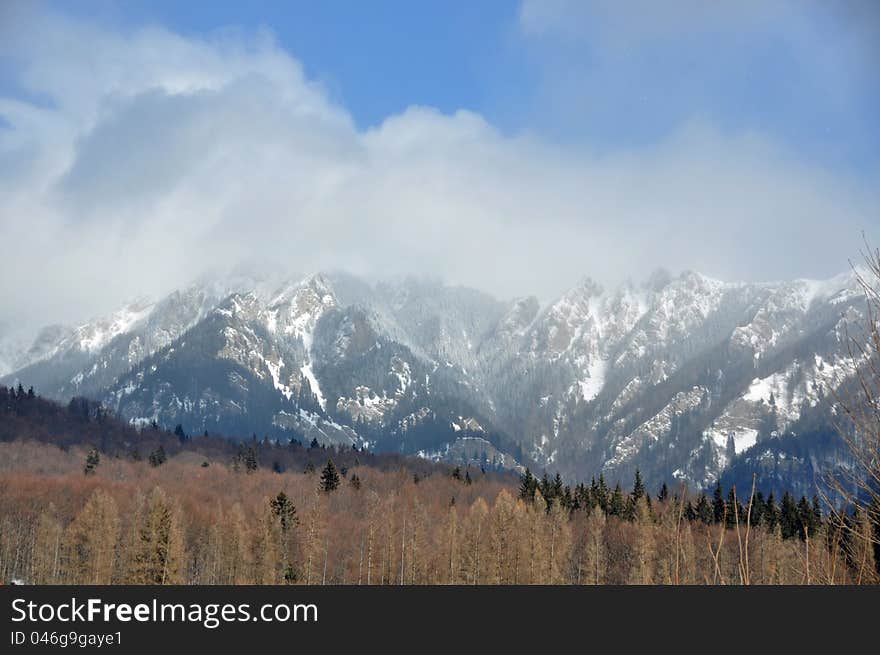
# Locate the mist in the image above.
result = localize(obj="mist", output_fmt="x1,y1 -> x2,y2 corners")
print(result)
0,3 -> 877,337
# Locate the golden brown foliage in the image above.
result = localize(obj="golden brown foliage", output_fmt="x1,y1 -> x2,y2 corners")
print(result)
0,440 -> 874,585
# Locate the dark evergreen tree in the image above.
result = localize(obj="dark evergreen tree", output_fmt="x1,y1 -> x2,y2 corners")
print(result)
270,492 -> 298,532
797,495 -> 818,539
764,492 -> 779,531
349,473 -> 361,490
575,482 -> 592,511
244,445 -> 258,473
811,496 -> 823,531
695,493 -> 713,524
624,496 -> 636,522
609,483 -> 626,517
658,482 -> 669,503
780,492 -> 800,539
712,481 -> 726,524
83,447 -> 100,476
148,445 -> 166,467
631,469 -> 645,503
571,484 -> 584,511
726,488 -> 744,528
561,485 -> 573,510
320,459 -> 340,492
539,472 -> 552,501
519,468 -> 537,502
552,472 -> 564,499
751,491 -> 766,527
594,475 -> 609,512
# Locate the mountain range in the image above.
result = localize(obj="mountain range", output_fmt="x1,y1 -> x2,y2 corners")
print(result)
1,267 -> 867,495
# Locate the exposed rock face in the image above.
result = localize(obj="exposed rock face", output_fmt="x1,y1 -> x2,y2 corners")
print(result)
3,268 -> 867,489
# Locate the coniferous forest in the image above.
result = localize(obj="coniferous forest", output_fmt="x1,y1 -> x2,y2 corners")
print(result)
1,384 -> 877,585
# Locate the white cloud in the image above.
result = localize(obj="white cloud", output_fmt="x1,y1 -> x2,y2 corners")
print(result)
0,6 -> 877,335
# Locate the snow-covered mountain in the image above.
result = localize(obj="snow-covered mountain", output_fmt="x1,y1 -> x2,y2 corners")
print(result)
510,271 -> 866,489
1,268 -> 868,492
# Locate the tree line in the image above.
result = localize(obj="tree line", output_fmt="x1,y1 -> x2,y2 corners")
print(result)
1,437 -> 877,585
1,383 -> 878,585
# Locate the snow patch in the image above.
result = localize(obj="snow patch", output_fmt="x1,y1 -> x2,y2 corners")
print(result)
577,358 -> 607,401
77,300 -> 155,353
263,356 -> 293,400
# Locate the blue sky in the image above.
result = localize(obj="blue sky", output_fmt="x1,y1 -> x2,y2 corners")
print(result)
49,0 -> 524,129
0,1 -> 878,327
78,0 -> 880,173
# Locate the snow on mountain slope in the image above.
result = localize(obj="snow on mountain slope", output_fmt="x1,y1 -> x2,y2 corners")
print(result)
0,271 -> 268,399
268,274 -> 337,410
606,385 -> 709,470
476,268 -> 868,488
3,267 -> 869,488
75,299 -> 156,354
9,299 -> 155,371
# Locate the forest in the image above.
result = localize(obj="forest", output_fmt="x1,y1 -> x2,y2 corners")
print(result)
0,383 -> 878,585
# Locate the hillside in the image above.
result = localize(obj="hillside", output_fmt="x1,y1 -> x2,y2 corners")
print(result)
1,268 -> 868,495
0,385 -> 877,585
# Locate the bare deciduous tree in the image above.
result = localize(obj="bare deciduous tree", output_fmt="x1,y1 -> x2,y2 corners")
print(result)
828,240 -> 880,583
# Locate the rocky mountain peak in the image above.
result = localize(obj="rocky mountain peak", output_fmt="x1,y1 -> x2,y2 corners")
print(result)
1,268 -> 867,492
